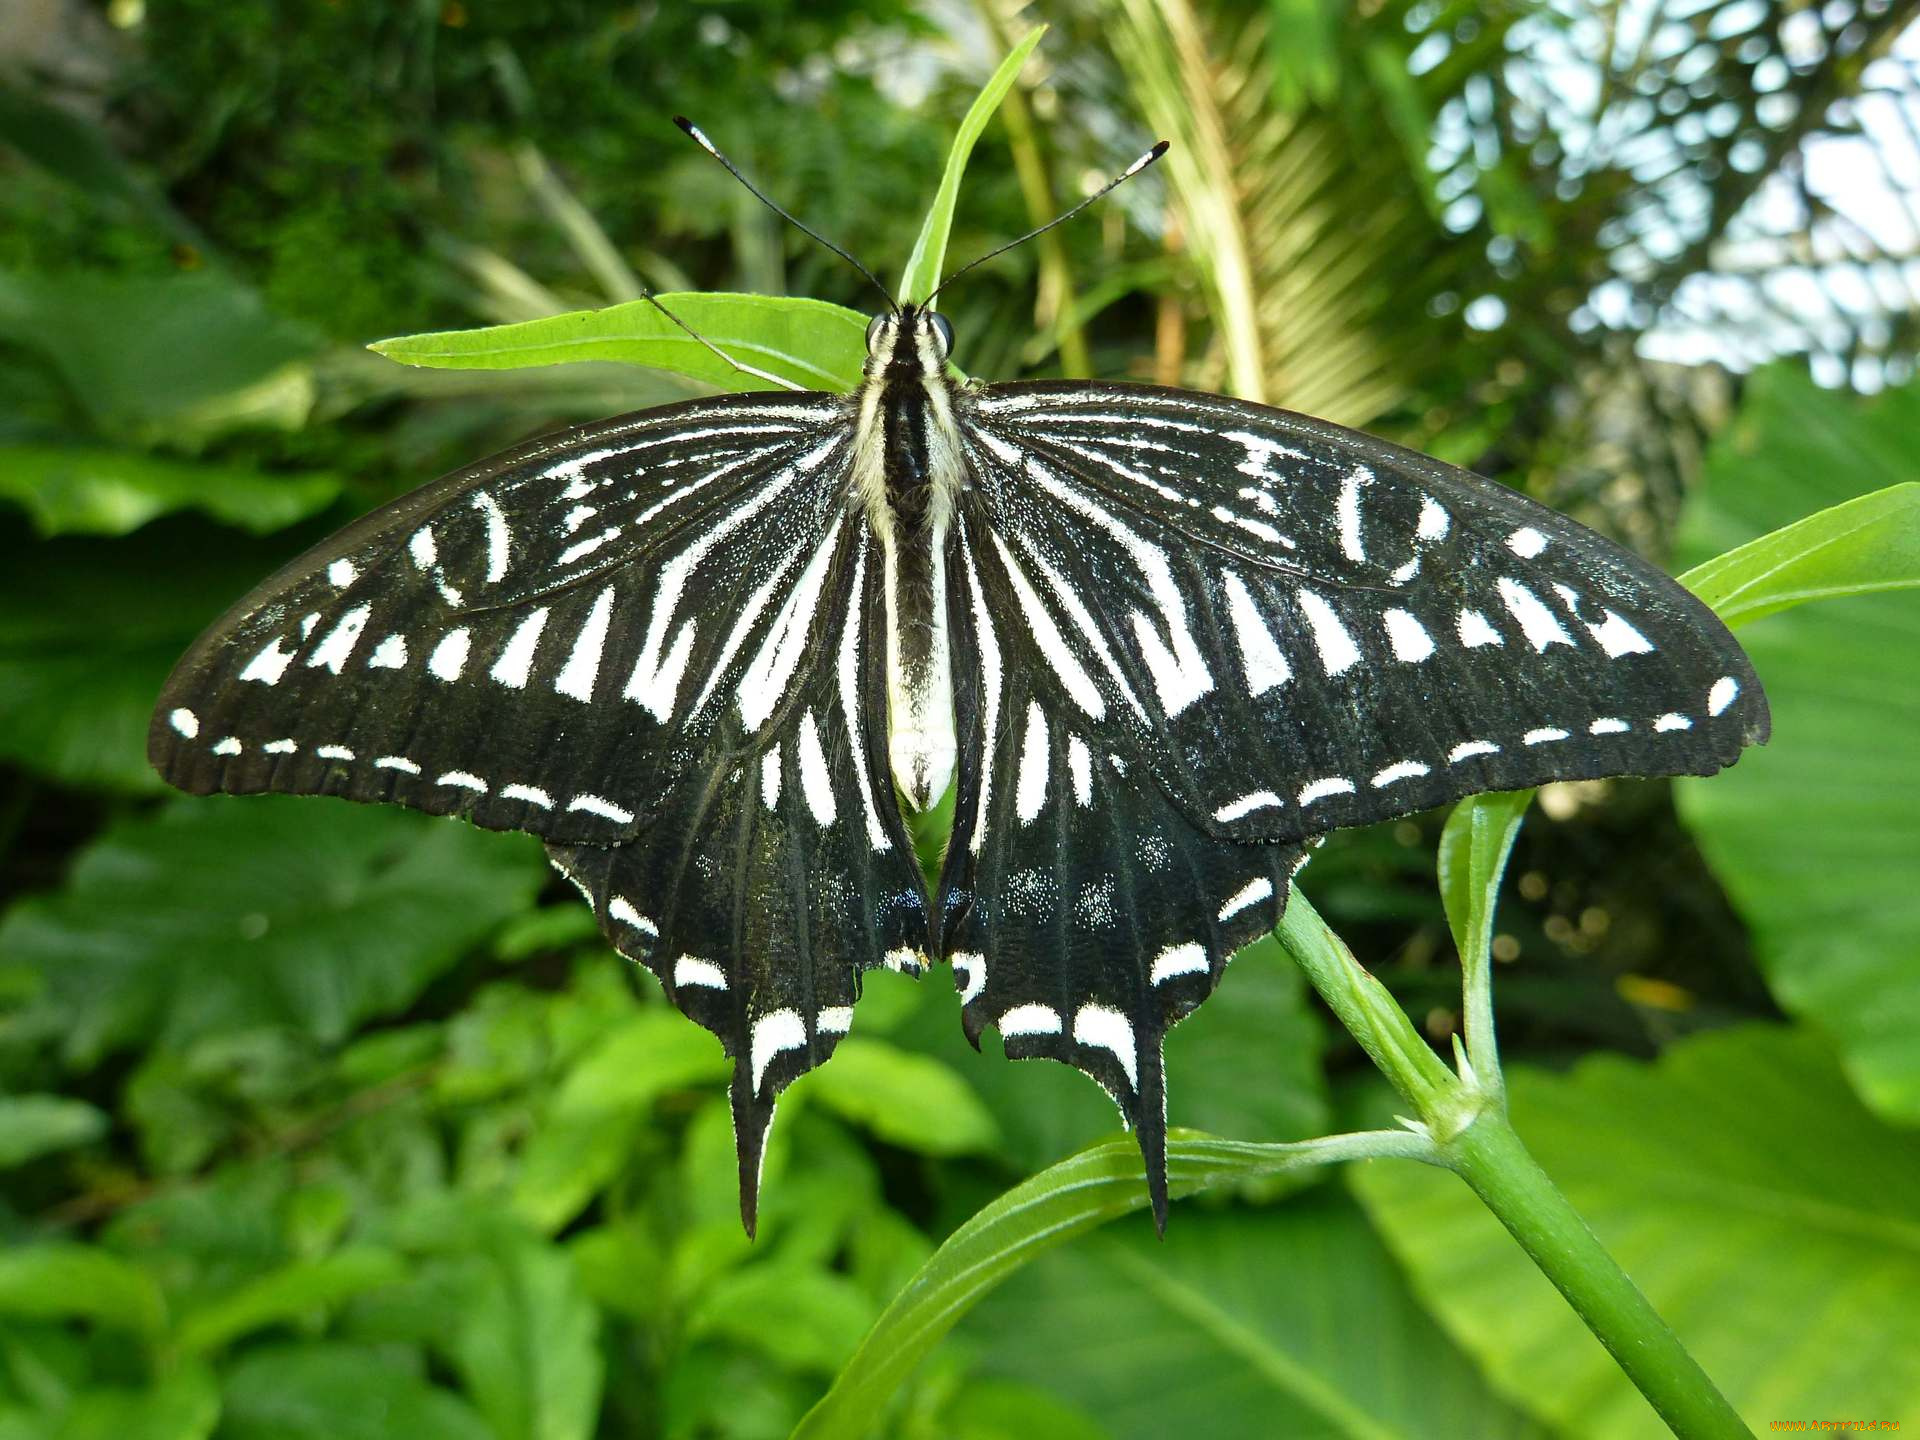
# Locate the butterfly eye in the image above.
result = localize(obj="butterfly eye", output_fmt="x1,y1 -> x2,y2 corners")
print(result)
929,311 -> 955,357
865,315 -> 888,353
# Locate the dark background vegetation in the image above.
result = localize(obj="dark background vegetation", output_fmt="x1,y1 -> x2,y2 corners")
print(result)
2,1 -> 1918,1436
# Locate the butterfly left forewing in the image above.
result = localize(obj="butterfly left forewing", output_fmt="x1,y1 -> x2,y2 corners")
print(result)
960,381 -> 1768,845
151,393 -> 857,845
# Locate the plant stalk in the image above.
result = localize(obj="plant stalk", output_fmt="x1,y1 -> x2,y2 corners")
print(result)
1444,1114 -> 1753,1440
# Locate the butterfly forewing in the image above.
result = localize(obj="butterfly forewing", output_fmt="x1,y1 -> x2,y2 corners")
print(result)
150,393 -> 860,845
958,381 -> 1768,845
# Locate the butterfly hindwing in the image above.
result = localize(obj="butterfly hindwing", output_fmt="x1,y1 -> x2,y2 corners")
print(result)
961,381 -> 1769,844
548,528 -> 929,1233
150,393 -> 860,845
940,513 -> 1304,1230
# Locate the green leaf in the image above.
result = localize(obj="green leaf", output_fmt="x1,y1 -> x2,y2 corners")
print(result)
0,272 -> 317,448
174,1247 -> 408,1357
0,798 -> 544,1068
43,1368 -> 218,1440
0,520 -> 306,791
0,1096 -> 108,1169
1673,366 -> 1920,1120
897,26 -> 1046,306
370,292 -> 867,394
0,83 -> 201,250
1436,790 -> 1533,1085
687,1263 -> 878,1376
1679,482 -> 1920,627
0,1247 -> 165,1336
795,1037 -> 999,1157
1352,1025 -> 1920,1437
0,445 -> 339,538
220,1343 -> 492,1440
793,1129 -> 1432,1437
429,1222 -> 604,1440
510,1010 -> 727,1232
961,1190 -> 1548,1440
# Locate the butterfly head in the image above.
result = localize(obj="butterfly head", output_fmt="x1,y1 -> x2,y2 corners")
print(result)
863,304 -> 955,385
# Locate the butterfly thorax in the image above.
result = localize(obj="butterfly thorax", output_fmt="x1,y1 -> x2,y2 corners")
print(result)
852,306 -> 963,815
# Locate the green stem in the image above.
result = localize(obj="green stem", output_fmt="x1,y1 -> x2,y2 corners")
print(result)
1275,890 -> 1751,1439
1444,1115 -> 1753,1440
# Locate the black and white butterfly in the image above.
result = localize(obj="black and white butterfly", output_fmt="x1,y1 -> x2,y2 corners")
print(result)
150,136 -> 1767,1235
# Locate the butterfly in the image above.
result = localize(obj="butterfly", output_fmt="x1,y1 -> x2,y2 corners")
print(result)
150,129 -> 1768,1235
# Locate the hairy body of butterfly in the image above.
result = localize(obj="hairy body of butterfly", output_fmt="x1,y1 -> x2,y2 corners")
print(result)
150,304 -> 1768,1234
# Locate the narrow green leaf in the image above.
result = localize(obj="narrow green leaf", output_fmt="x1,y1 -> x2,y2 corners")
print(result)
0,1094 -> 109,1168
174,1247 -> 408,1357
370,292 -> 868,394
792,1129 -> 1433,1438
0,444 -> 339,538
0,1245 -> 166,1336
897,26 -> 1046,306
1436,790 -> 1533,1088
964,1192 -> 1550,1440
51,1365 -> 220,1440
1678,481 -> 1920,627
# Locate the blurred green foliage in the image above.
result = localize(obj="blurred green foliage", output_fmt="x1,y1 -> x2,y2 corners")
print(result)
3,2 -> 1920,1437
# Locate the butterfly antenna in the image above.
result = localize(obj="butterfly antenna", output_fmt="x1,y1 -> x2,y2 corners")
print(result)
641,291 -> 805,392
673,116 -> 897,313
925,141 -> 1169,306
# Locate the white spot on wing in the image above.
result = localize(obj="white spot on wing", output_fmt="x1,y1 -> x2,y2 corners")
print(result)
1590,717 -> 1629,735
1506,526 -> 1548,558
675,956 -> 728,990
374,755 -> 420,774
1217,877 -> 1273,922
1214,790 -> 1283,823
950,951 -> 986,1005
751,1009 -> 806,1094
328,559 -> 356,587
1498,578 -> 1575,651
1299,777 -> 1355,806
437,771 -> 486,792
1296,589 -> 1361,676
798,711 -> 836,826
1457,609 -> 1502,648
1015,702 -> 1049,825
471,491 -> 510,582
1653,713 -> 1692,732
500,783 -> 553,808
761,746 -> 782,810
409,527 -> 436,569
240,637 -> 295,686
169,708 -> 199,738
991,534 -> 1106,720
1150,942 -> 1209,985
369,633 -> 408,669
1523,727 -> 1570,745
738,515 -> 844,732
1067,736 -> 1093,807
1222,570 -> 1291,694
818,1007 -> 853,1035
1708,676 -> 1740,716
1449,740 -> 1500,763
1336,466 -> 1369,562
1073,1004 -> 1138,1089
567,793 -> 634,823
608,897 -> 658,935
263,739 -> 297,754
427,628 -> 472,682
491,608 -> 550,689
554,586 -> 614,702
1371,760 -> 1430,788
999,1003 -> 1062,1038
1417,496 -> 1450,541
1382,608 -> 1435,663
308,604 -> 373,674
316,745 -> 353,760
212,736 -> 241,756
1588,610 -> 1656,658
